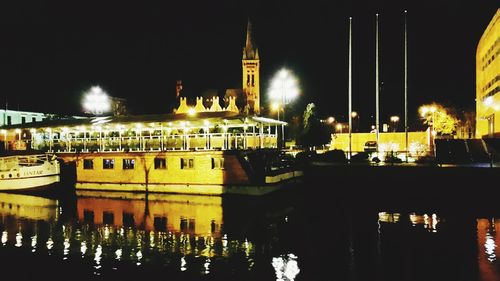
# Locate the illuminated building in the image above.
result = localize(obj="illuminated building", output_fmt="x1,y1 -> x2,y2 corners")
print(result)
476,9 -> 500,138
173,19 -> 260,116
242,19 -> 260,115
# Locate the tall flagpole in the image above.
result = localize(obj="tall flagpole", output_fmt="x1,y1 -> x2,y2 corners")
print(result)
375,14 -> 380,153
348,17 -> 353,159
404,10 -> 409,162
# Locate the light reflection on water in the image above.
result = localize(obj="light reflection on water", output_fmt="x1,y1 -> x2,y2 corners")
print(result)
5,190 -> 500,280
0,190 -> 292,279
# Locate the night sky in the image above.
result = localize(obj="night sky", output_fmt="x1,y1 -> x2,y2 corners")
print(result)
0,1 -> 498,129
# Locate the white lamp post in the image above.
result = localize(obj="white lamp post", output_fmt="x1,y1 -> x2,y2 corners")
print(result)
269,68 -> 299,149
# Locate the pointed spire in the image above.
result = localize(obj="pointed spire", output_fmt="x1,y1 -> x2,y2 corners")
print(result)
243,18 -> 257,60
245,18 -> 253,50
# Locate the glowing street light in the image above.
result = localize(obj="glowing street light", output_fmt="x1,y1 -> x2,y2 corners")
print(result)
268,68 -> 299,149
390,115 -> 400,132
82,86 -> 111,115
336,123 -> 343,134
351,111 -> 359,132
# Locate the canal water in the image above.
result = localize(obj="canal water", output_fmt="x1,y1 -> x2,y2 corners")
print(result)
1,169 -> 500,281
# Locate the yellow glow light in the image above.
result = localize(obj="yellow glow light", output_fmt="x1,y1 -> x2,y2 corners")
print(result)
187,108 -> 196,116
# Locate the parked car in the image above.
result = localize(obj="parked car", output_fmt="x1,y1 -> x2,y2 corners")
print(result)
364,141 -> 377,152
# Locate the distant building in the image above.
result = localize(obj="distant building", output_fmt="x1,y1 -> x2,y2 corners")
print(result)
242,19 -> 260,115
476,8 -> 500,138
174,19 -> 261,116
110,96 -> 128,116
0,109 -> 47,127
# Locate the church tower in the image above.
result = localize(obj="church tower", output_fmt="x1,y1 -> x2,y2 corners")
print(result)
242,19 -> 260,115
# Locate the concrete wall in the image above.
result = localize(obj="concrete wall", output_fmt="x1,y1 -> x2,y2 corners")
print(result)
330,131 -> 429,153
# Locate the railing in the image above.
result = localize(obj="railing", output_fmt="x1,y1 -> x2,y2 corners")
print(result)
0,154 -> 54,170
31,133 -> 278,153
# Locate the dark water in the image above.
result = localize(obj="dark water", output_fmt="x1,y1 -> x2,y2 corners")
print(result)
1,166 -> 500,281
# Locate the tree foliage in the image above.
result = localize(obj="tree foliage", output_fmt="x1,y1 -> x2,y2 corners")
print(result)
419,103 -> 459,135
297,103 -> 332,148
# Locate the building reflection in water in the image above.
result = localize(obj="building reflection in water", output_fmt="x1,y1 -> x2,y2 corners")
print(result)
477,218 -> 500,281
409,212 -> 440,232
0,190 -> 285,278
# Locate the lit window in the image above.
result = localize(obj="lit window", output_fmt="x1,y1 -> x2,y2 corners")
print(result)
154,158 -> 167,169
123,159 -> 135,169
83,159 -> 94,169
103,159 -> 114,169
211,157 -> 224,169
181,158 -> 194,169
180,217 -> 196,232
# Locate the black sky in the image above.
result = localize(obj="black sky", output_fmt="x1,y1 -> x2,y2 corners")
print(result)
0,1 -> 498,129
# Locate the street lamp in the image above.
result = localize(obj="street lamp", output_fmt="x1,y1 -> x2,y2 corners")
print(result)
351,111 -> 359,132
336,123 -> 343,134
82,86 -> 111,115
269,68 -> 299,149
390,116 -> 400,132
419,105 -> 437,156
270,102 -> 280,142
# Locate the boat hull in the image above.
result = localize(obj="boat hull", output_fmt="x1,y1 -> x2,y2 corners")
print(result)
0,156 -> 61,192
0,174 -> 60,191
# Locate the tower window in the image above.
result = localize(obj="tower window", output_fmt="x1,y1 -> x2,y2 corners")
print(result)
251,74 -> 255,86
247,74 -> 250,86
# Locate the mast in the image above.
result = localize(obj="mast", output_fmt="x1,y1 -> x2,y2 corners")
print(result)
404,10 -> 409,162
348,17 -> 353,159
375,13 -> 380,152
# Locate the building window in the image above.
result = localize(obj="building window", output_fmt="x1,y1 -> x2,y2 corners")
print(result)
181,158 -> 194,169
123,159 -> 135,169
251,74 -> 255,86
154,216 -> 167,232
32,117 -> 36,122
21,117 -> 26,124
103,159 -> 114,169
83,210 -> 94,224
103,211 -> 114,225
83,159 -> 94,169
211,157 -> 224,169
123,212 -> 134,227
154,158 -> 167,169
6,116 -> 11,125
180,217 -> 195,232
